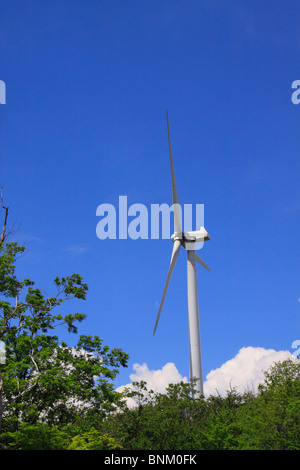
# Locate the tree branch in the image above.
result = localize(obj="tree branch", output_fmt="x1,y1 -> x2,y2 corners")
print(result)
0,186 -> 9,243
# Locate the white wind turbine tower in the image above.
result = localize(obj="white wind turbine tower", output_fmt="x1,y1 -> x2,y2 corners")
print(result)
153,112 -> 210,396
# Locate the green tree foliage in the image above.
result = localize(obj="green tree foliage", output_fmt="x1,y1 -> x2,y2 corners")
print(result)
4,423 -> 123,450
100,359 -> 300,450
67,428 -> 123,450
3,423 -> 69,450
236,360 -> 300,449
0,239 -> 129,444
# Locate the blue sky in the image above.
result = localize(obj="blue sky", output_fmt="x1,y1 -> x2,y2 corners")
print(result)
0,1 -> 299,391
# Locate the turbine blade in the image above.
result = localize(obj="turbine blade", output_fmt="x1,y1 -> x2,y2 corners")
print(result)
153,239 -> 181,335
194,252 -> 210,271
166,112 -> 182,234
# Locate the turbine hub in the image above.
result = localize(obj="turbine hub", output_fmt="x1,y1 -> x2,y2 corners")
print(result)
171,232 -> 182,243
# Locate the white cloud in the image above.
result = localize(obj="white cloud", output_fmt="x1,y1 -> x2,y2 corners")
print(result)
129,362 -> 187,392
116,362 -> 187,408
204,346 -> 294,396
117,346 -> 295,406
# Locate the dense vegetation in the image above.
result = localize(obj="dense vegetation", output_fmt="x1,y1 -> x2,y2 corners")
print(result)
1,355 -> 299,450
0,200 -> 299,450
105,360 -> 299,450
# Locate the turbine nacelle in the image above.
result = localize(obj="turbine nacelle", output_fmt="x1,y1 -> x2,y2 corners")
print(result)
171,226 -> 210,249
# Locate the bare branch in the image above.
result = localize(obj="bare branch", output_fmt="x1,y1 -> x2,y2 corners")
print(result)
0,186 -> 9,243
7,378 -> 40,405
29,340 -> 40,375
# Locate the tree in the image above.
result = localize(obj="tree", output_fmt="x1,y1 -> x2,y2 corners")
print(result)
101,380 -> 210,450
67,428 -> 123,450
100,360 -> 299,450
236,359 -> 300,450
4,423 -> 123,450
0,192 -> 129,441
3,422 -> 69,450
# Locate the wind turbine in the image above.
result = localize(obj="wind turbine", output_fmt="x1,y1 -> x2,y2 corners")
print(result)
153,112 -> 210,396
